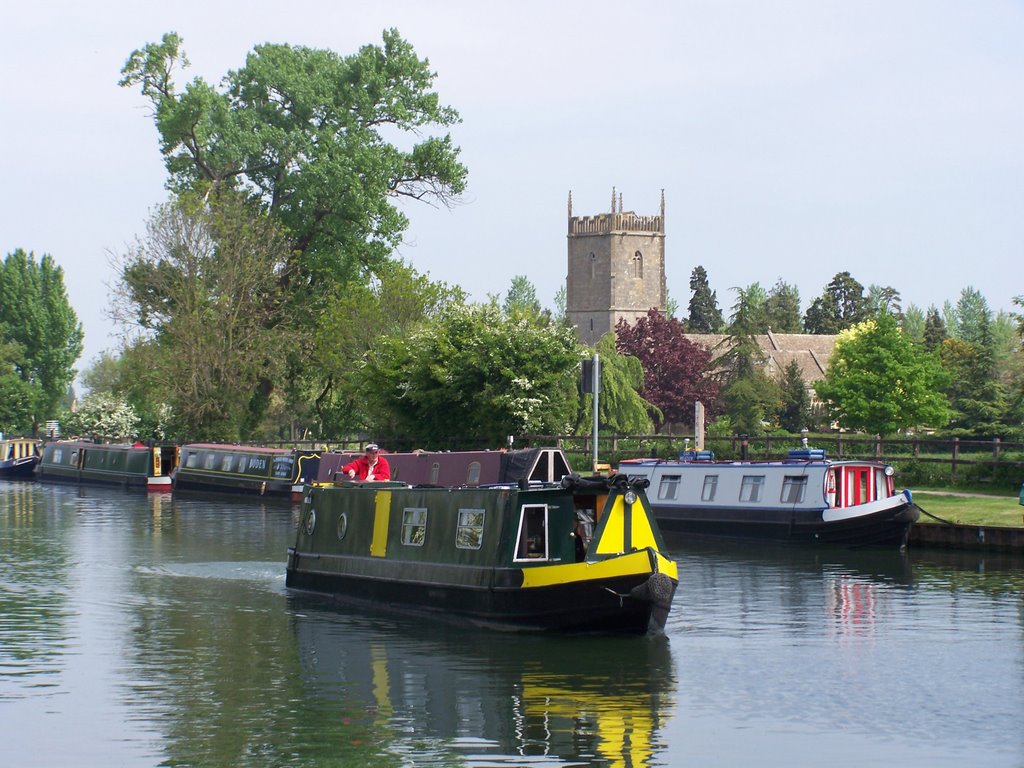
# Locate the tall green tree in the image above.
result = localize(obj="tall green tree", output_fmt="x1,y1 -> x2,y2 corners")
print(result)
728,283 -> 768,334
120,29 -> 467,313
923,306 -> 947,351
803,271 -> 868,334
615,308 -> 720,432
763,279 -> 802,333
0,337 -> 36,432
503,275 -> 542,318
815,314 -> 950,435
901,304 -> 926,345
358,301 -> 580,446
111,196 -> 297,441
687,266 -> 723,332
0,249 -> 83,430
866,284 -> 903,319
778,359 -> 812,432
579,333 -> 659,434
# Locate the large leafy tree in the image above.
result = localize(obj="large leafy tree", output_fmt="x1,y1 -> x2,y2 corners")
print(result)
357,302 -> 580,447
803,271 -> 868,334
615,309 -> 719,432
0,249 -> 83,430
111,196 -> 297,441
305,260 -> 464,437
686,266 -> 723,332
119,29 -> 467,310
815,314 -> 950,436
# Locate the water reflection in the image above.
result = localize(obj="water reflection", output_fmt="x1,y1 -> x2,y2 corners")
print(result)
0,481 -> 74,699
289,598 -> 676,767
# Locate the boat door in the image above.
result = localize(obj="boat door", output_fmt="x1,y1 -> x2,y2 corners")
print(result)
843,466 -> 873,506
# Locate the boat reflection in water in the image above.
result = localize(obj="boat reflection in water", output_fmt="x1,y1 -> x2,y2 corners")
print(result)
289,597 -> 676,767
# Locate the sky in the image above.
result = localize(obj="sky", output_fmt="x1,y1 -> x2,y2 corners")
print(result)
2,0 -> 1021,375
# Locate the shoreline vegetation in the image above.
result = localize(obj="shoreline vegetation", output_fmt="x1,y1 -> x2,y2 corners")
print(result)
913,489 -> 1024,528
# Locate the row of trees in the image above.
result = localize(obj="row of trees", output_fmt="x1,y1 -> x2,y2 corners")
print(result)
682,266 -> 1024,437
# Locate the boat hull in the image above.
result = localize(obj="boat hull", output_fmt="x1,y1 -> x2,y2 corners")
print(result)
285,553 -> 674,634
0,456 -> 40,479
652,492 -> 919,548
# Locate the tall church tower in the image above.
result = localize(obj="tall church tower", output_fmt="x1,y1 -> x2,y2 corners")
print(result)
566,189 -> 666,346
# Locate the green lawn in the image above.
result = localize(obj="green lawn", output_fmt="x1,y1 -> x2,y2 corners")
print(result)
913,490 -> 1024,528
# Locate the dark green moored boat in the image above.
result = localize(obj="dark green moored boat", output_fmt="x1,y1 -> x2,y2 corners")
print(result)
36,440 -> 178,490
172,443 -> 321,499
286,474 -> 678,634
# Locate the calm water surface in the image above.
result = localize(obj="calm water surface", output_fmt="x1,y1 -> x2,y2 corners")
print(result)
1,480 -> 1022,767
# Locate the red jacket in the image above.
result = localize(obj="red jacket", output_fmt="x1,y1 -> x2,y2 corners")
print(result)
341,454 -> 391,481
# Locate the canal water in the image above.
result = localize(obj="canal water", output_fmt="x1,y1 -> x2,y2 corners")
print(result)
1,481 -> 1022,768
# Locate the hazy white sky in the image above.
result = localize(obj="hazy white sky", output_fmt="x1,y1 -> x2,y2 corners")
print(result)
2,1 -> 1021,372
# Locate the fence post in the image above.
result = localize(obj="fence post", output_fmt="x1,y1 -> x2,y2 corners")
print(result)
993,437 -> 1001,462
766,434 -> 772,457
913,438 -> 920,458
836,433 -> 843,458
951,437 -> 959,482
874,435 -> 881,458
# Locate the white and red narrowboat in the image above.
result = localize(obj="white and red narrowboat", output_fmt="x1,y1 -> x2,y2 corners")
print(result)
618,448 -> 919,548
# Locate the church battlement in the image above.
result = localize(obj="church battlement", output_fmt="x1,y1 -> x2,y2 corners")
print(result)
568,212 -> 664,236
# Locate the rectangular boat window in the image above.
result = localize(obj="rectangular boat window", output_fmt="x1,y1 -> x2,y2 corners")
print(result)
455,508 -> 485,549
658,474 -> 682,500
273,456 -> 294,479
185,451 -> 200,468
701,475 -> 718,501
514,504 -> 548,561
204,453 -> 217,470
53,448 -> 63,464
467,461 -> 482,486
220,454 -> 235,472
247,456 -> 268,473
739,475 -> 765,502
781,476 -> 808,503
401,507 -> 428,546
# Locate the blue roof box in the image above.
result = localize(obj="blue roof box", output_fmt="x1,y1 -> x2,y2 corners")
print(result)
679,450 -> 715,461
787,448 -> 827,460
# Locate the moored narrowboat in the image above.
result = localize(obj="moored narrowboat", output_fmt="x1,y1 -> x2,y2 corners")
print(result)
286,474 -> 678,634
619,448 -> 919,548
36,440 -> 178,490
0,436 -> 41,479
172,444 -> 321,499
316,446 -> 573,486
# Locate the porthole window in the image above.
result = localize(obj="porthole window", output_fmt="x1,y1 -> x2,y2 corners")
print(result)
304,508 -> 316,535
336,512 -> 348,540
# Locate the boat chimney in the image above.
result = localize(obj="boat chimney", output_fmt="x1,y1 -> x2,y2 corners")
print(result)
740,434 -> 749,461
801,429 -> 809,449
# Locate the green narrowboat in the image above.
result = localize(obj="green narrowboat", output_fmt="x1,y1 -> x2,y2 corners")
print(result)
172,443 -> 321,499
286,474 -> 678,634
36,440 -> 178,490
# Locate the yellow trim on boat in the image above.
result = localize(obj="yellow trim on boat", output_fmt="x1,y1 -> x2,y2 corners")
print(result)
593,495 -> 662,555
519,548 -> 678,588
370,489 -> 391,557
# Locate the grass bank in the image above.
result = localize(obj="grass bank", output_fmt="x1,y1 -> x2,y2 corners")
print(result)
913,489 -> 1024,528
